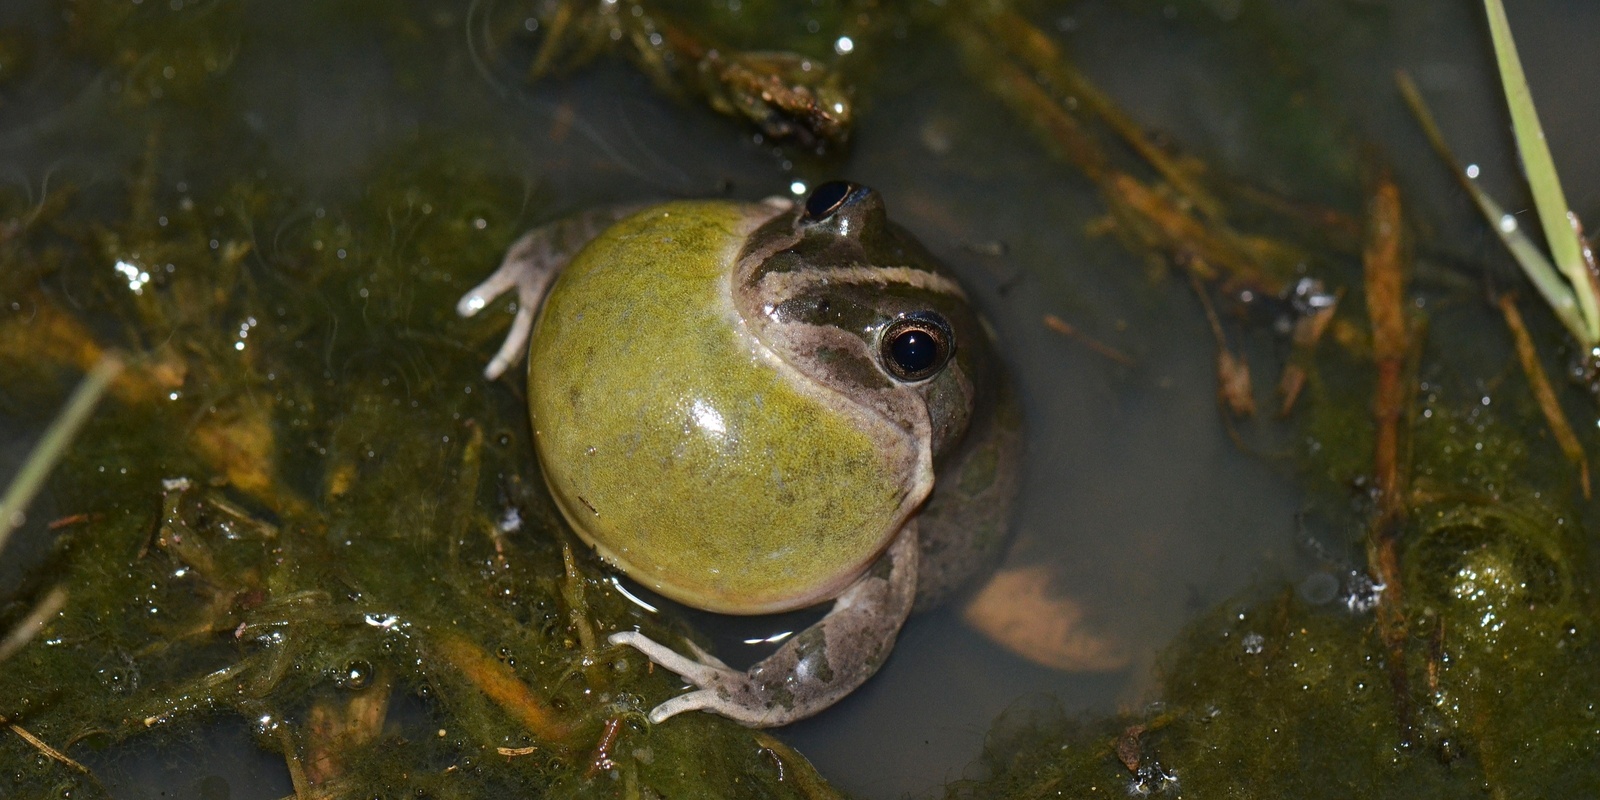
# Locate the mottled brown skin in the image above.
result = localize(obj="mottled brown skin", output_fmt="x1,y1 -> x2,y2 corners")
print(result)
457,183 -> 1020,726
732,188 -> 1022,611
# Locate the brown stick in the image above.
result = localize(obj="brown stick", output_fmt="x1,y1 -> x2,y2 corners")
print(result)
977,8 -> 1224,223
1191,274 -> 1256,417
1362,166 -> 1415,744
1497,295 -> 1592,497
2,716 -> 91,774
0,587 -> 68,663
1042,314 -> 1134,366
431,631 -> 573,743
584,716 -> 623,778
1278,292 -> 1342,416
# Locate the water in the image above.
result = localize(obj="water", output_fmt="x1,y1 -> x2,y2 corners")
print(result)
2,1 -> 1598,797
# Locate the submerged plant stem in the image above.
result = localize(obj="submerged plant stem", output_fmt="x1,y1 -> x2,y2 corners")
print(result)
430,630 -> 574,743
1497,295 -> 1591,498
1042,314 -> 1134,366
1396,70 -> 1590,346
0,586 -> 67,663
0,355 -> 123,555
561,538 -> 599,655
946,19 -> 1106,180
1278,291 -> 1342,417
1482,0 -> 1599,343
1362,168 -> 1416,743
975,8 -> 1224,220
951,7 -> 1299,297
1,715 -> 93,777
751,732 -> 848,800
275,724 -> 314,799
1191,273 -> 1256,417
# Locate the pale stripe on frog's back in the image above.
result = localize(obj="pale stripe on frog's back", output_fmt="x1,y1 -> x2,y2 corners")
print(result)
756,264 -> 968,306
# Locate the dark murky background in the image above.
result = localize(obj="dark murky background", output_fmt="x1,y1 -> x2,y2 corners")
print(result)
2,1 -> 1598,797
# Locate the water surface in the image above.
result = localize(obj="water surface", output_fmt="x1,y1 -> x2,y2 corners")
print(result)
2,1 -> 1598,797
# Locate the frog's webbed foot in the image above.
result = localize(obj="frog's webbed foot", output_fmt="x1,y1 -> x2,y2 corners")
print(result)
611,524 -> 919,727
457,206 -> 642,379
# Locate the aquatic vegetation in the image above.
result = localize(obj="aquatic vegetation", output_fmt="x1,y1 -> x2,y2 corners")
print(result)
0,150 -> 831,796
939,3 -> 1600,796
0,357 -> 120,558
1397,0 -> 1598,493
1,0 -> 1597,797
483,0 -> 868,150
1401,1 -> 1600,362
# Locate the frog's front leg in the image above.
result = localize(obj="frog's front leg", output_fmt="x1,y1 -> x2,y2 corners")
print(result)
456,207 -> 640,379
611,524 -> 919,727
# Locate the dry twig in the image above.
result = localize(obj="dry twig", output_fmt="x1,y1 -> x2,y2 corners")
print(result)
2,716 -> 92,775
1497,295 -> 1591,497
0,587 -> 68,662
431,631 -> 573,743
1362,167 -> 1417,743
1192,274 -> 1256,417
1042,314 -> 1134,366
1278,292 -> 1342,416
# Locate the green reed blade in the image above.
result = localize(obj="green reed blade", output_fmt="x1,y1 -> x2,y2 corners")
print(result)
1397,71 -> 1589,344
0,356 -> 123,556
1484,0 -> 1598,342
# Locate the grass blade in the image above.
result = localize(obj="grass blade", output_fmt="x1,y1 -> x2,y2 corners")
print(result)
1484,0 -> 1598,342
1396,71 -> 1590,344
0,355 -> 123,556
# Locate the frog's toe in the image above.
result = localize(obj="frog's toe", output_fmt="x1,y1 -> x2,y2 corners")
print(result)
456,229 -> 541,318
611,631 -> 780,724
680,637 -> 732,670
455,274 -> 505,318
650,686 -> 805,727
645,689 -> 721,724
610,630 -> 728,684
647,685 -> 793,727
458,227 -> 573,379
480,299 -> 535,380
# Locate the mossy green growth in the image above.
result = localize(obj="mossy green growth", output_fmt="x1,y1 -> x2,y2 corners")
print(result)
60,0 -> 244,106
948,337 -> 1600,799
0,0 -> 857,793
0,131 -> 843,800
5,0 -> 1600,797
953,539 -> 1600,798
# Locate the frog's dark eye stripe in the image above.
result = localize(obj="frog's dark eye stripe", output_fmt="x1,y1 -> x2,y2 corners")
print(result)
802,181 -> 856,221
879,313 -> 954,382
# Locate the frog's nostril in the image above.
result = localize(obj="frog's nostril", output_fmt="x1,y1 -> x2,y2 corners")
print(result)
802,180 -> 856,220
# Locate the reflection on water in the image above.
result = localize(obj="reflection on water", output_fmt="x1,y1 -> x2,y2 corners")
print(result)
2,1 -> 1598,797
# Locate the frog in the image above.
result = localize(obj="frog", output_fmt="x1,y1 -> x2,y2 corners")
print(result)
456,181 -> 1020,727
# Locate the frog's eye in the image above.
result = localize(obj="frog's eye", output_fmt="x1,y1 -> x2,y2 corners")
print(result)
879,313 -> 954,382
802,181 -> 856,221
